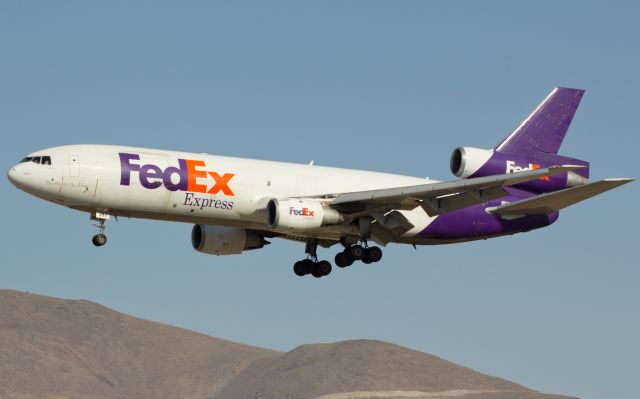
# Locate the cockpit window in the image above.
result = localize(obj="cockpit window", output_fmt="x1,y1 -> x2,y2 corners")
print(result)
19,155 -> 52,165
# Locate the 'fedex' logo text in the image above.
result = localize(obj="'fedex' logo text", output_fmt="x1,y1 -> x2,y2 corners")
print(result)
119,153 -> 235,195
506,160 -> 550,181
289,207 -> 315,217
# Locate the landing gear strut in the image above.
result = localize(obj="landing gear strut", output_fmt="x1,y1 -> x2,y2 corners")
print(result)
90,212 -> 110,247
292,239 -> 332,278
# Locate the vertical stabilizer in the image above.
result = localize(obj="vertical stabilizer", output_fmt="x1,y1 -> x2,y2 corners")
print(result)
495,87 -> 584,156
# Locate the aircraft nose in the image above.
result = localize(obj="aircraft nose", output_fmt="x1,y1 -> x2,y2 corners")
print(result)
7,165 -> 20,187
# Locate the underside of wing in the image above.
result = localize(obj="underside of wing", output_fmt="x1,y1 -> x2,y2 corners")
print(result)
487,178 -> 634,216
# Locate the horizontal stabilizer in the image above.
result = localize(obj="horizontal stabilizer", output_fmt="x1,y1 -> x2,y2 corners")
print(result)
488,178 -> 634,216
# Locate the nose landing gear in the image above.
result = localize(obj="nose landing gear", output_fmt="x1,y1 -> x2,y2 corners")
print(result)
92,232 -> 107,247
90,212 -> 110,247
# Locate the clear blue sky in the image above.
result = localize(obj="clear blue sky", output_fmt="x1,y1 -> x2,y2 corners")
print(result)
1,2 -> 638,399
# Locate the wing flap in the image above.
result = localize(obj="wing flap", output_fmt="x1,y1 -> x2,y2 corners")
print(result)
488,178 -> 634,216
421,187 -> 508,216
369,210 -> 415,245
331,165 -> 582,214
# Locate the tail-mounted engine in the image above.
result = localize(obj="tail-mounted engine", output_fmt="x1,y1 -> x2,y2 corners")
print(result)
450,147 -> 494,178
450,146 -> 590,193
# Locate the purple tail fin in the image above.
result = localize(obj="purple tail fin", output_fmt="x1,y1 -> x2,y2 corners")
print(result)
494,87 -> 585,156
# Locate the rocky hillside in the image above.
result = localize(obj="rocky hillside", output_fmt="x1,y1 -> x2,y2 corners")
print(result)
216,340 -> 573,399
0,290 -> 575,399
0,290 -> 277,399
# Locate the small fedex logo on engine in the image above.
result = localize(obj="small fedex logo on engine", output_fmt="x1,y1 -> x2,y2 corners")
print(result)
119,153 -> 235,195
506,160 -> 550,181
289,207 -> 315,217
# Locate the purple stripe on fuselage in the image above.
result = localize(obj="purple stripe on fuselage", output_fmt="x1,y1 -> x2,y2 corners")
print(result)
419,187 -> 558,239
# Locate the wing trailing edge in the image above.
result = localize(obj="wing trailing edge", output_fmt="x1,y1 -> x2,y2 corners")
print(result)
331,165 -> 583,214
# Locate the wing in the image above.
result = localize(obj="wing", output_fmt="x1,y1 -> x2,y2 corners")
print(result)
487,178 -> 634,216
330,165 -> 583,216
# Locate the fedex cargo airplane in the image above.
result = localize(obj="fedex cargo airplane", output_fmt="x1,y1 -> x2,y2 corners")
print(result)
7,88 -> 634,278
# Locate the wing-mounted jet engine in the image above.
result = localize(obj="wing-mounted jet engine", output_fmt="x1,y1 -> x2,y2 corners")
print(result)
191,225 -> 268,255
267,198 -> 343,231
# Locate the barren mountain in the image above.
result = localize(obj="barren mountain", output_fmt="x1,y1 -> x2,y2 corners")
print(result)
0,290 -> 278,399
216,340 -> 574,399
0,290 -> 575,399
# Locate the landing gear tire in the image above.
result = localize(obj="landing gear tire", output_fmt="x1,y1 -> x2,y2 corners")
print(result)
312,260 -> 332,278
335,251 -> 354,268
346,245 -> 365,261
364,246 -> 383,263
92,233 -> 107,247
301,259 -> 314,275
294,259 -> 315,277
293,261 -> 306,276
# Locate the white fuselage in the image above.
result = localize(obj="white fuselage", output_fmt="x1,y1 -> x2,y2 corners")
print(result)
8,145 -> 438,240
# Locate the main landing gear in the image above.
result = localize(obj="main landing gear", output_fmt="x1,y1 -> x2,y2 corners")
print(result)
293,239 -> 333,278
334,243 -> 383,268
90,212 -> 110,247
293,239 -> 383,278
293,258 -> 332,278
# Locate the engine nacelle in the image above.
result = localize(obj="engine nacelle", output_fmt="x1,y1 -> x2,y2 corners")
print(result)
450,146 -> 590,193
191,225 -> 266,255
267,198 -> 343,232
450,147 -> 494,178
